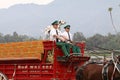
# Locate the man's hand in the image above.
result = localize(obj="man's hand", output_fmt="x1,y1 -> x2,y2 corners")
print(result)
53,35 -> 66,42
53,35 -> 57,38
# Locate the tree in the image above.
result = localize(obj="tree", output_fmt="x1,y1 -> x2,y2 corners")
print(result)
4,34 -> 14,42
0,33 -> 5,43
86,34 -> 107,50
73,32 -> 86,41
13,32 -> 19,42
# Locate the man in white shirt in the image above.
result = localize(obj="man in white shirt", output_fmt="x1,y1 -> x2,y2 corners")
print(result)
62,25 -> 72,43
62,25 -> 80,54
49,20 -> 69,57
44,20 -> 66,39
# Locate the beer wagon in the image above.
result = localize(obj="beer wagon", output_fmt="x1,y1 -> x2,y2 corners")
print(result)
0,40 -> 90,80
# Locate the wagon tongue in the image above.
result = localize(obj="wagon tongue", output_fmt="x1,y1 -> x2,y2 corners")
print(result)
57,54 -> 90,62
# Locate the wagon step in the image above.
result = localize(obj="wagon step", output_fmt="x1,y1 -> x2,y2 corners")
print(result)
57,56 -> 68,62
57,54 -> 89,62
56,54 -> 78,62
71,53 -> 82,56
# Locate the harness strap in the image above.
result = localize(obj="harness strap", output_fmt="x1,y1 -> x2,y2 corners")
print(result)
116,63 -> 120,73
111,59 -> 120,80
114,58 -> 120,73
102,63 -> 109,80
102,60 -> 113,80
111,64 -> 116,80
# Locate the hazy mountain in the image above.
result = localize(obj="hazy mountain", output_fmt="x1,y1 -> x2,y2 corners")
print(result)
0,0 -> 119,37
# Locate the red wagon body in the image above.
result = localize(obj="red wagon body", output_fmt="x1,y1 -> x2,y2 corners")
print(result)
0,41 -> 90,80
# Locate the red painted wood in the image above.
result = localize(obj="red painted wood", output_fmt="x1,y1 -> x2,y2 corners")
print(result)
0,41 -> 90,80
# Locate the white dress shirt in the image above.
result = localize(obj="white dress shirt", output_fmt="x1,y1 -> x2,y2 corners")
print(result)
50,28 -> 62,41
62,31 -> 72,41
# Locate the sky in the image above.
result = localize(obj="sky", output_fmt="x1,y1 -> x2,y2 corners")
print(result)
0,0 -> 119,37
0,0 -> 54,8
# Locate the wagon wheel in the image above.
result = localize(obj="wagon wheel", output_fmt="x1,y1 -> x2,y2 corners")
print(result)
0,72 -> 8,80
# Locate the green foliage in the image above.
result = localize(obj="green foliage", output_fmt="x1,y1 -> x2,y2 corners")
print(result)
0,32 -> 37,43
73,32 -> 120,50
73,32 -> 86,41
